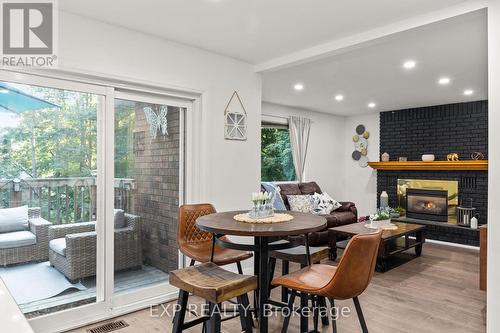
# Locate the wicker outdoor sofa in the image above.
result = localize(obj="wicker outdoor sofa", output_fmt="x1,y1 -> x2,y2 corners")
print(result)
48,212 -> 142,282
0,207 -> 51,266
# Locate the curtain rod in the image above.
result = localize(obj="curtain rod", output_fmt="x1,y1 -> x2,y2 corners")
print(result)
261,114 -> 289,120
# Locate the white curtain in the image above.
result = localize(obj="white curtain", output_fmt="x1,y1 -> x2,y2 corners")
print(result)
288,116 -> 311,182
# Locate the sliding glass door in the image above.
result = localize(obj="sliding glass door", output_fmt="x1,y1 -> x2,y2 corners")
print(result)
0,78 -> 105,317
0,71 -> 190,332
113,94 -> 185,294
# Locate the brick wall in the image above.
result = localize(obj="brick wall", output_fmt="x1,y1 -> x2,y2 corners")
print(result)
133,105 -> 180,273
378,100 -> 488,245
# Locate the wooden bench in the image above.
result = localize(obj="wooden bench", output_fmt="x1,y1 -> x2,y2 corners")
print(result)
169,262 -> 256,333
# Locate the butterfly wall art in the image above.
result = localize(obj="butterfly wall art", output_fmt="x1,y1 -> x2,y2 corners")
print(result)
143,105 -> 168,141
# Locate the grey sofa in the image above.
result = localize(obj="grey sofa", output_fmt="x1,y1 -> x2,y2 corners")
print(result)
0,207 -> 51,266
48,213 -> 142,282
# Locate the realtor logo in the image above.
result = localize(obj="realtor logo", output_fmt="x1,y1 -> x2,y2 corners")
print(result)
1,0 -> 57,66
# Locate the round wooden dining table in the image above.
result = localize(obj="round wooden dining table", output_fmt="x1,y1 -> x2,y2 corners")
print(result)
196,210 -> 327,333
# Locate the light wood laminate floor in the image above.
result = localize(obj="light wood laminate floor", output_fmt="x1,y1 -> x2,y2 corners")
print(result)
68,242 -> 486,333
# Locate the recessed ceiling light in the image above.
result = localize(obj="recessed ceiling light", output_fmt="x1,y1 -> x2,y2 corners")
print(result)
334,94 -> 344,101
403,60 -> 416,69
464,89 -> 474,96
294,83 -> 304,91
368,102 -> 376,108
438,77 -> 451,85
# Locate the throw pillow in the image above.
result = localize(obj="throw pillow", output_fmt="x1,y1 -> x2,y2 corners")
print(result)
311,192 -> 342,215
0,205 -> 29,233
114,209 -> 126,229
287,195 -> 314,213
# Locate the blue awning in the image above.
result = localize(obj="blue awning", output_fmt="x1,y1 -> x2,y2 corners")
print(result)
0,82 -> 59,113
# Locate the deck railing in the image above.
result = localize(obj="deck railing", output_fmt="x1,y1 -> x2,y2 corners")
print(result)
0,177 -> 135,224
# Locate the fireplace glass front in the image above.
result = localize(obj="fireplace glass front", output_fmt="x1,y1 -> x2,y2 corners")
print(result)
406,189 -> 448,222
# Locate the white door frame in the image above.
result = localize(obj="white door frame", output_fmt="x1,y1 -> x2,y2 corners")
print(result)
0,69 -> 201,333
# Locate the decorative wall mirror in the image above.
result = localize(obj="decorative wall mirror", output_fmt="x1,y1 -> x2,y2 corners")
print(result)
224,91 -> 247,140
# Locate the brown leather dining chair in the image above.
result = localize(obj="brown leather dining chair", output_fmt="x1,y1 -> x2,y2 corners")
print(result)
178,203 -> 253,272
272,230 -> 383,333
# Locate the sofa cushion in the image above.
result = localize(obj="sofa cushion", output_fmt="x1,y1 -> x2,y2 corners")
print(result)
278,183 -> 302,209
299,182 -> 322,195
114,209 -> 126,229
0,230 -> 36,249
49,238 -> 66,256
0,205 -> 28,233
287,195 -> 314,213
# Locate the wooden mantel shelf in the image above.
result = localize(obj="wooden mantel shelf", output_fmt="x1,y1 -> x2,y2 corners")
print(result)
368,160 -> 488,171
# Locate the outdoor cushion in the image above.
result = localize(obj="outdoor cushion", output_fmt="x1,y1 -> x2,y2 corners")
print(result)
0,205 -> 28,233
49,238 -> 66,257
114,209 -> 126,229
0,231 -> 36,249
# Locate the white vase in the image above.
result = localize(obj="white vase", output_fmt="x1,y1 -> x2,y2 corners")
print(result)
380,191 -> 388,209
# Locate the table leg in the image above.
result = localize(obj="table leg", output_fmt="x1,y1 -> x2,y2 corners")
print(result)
329,232 -> 338,261
258,236 -> 269,333
415,230 -> 424,257
254,236 -> 260,319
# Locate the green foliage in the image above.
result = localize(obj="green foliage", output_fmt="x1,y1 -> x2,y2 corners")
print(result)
0,86 -> 98,179
261,128 -> 296,181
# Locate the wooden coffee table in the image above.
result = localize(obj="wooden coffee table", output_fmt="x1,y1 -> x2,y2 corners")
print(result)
330,222 -> 425,272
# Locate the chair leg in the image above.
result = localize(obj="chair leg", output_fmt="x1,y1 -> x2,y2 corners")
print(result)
329,298 -> 337,333
281,260 -> 289,302
172,290 -> 189,333
353,296 -> 368,333
313,295 -> 319,333
318,296 -> 329,326
281,289 -> 297,333
268,257 -> 276,292
207,302 -> 222,333
237,293 -> 253,333
236,261 -> 243,274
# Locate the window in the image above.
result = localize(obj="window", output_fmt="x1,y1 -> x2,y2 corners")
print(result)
261,126 -> 296,181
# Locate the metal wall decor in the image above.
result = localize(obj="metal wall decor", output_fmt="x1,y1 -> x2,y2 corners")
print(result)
143,105 -> 168,141
471,152 -> 484,160
352,124 -> 370,167
224,91 -> 247,140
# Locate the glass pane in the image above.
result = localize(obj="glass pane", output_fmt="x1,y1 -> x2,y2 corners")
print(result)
0,81 -> 102,317
261,127 -> 296,181
114,98 -> 182,293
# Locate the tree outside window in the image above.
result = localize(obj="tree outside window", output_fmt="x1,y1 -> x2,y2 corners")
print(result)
261,127 -> 296,181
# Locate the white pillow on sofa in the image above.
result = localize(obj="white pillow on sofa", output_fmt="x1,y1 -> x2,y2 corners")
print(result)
0,205 -> 29,233
311,192 -> 342,215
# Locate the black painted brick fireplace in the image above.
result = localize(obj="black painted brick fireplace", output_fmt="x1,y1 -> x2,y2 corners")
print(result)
377,100 -> 488,246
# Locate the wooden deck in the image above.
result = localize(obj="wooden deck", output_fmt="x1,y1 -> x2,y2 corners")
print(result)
23,265 -> 168,318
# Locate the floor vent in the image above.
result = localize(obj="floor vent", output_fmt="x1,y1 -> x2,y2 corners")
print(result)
87,320 -> 129,333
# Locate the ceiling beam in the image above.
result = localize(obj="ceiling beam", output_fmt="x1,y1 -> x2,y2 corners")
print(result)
255,0 -> 487,73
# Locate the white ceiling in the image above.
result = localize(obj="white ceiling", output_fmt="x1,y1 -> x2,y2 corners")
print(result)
262,10 -> 487,116
59,0 -> 471,64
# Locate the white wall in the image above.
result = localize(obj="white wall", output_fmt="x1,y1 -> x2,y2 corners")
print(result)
261,102 -> 346,199
57,11 -> 261,211
343,114 -> 380,217
487,1 -> 500,332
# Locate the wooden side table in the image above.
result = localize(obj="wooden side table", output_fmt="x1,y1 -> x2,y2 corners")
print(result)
480,225 -> 487,291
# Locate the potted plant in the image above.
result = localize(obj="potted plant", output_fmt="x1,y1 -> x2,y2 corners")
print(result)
369,208 -> 392,228
389,207 -> 404,218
